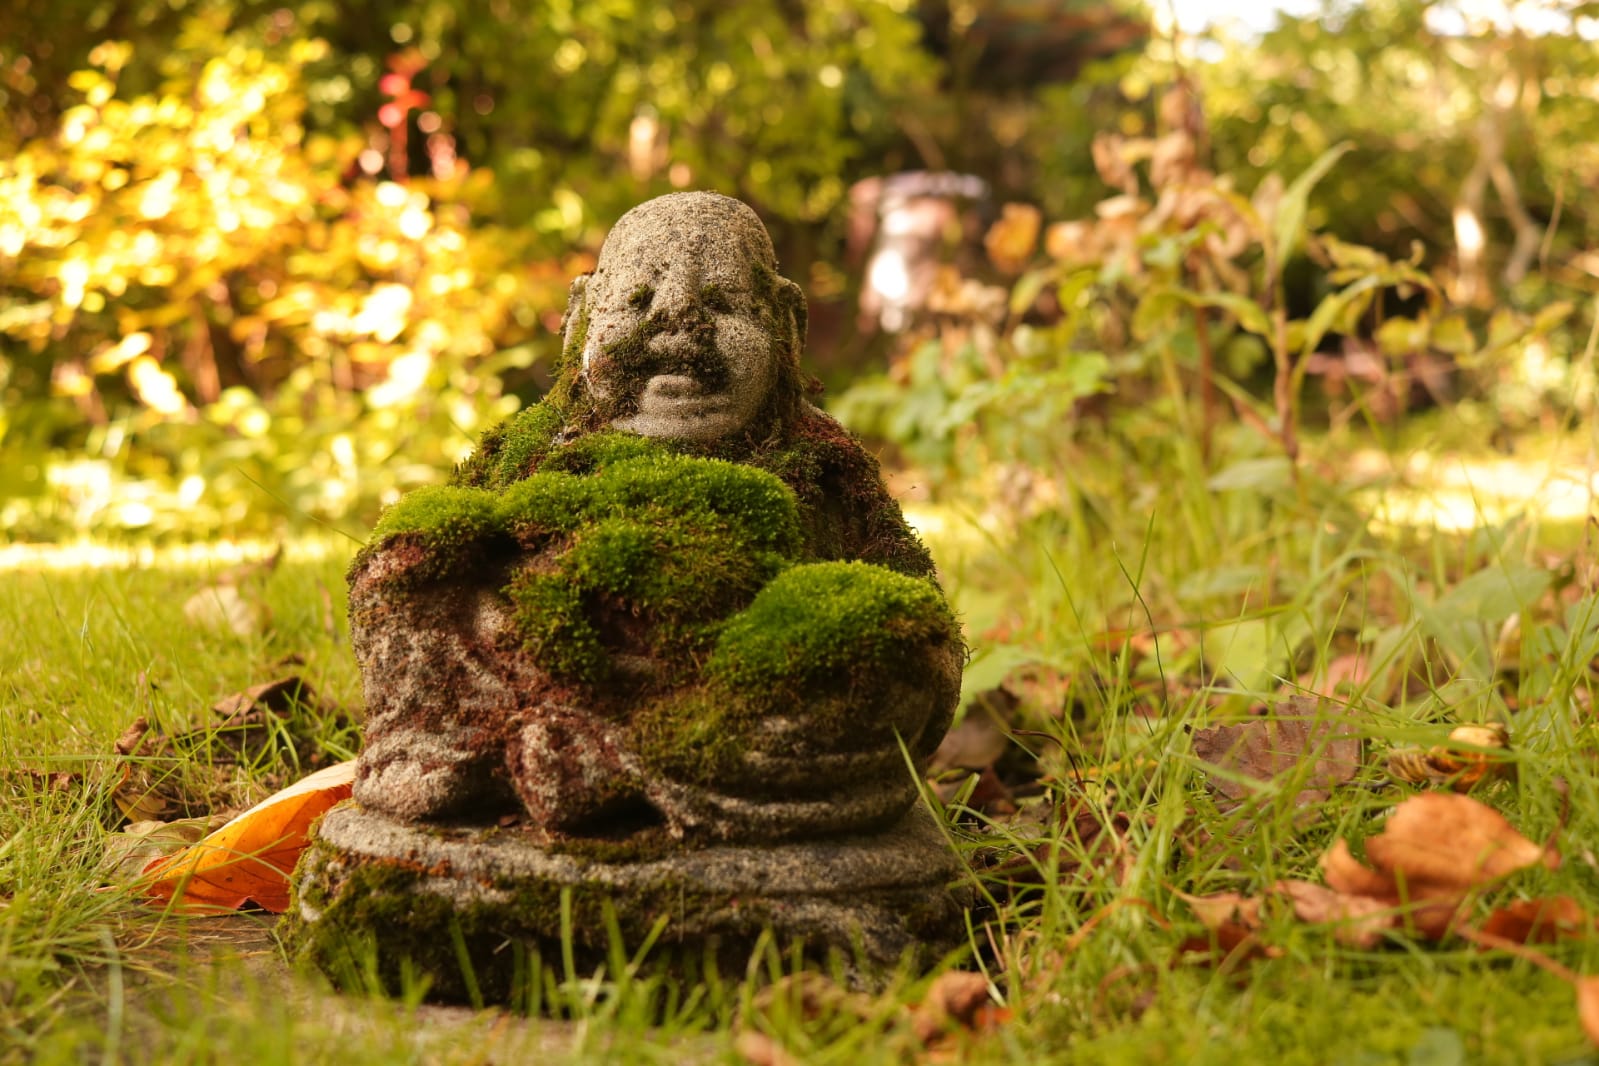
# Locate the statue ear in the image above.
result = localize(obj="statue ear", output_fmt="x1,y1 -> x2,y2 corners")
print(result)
560,274 -> 590,365
776,276 -> 807,357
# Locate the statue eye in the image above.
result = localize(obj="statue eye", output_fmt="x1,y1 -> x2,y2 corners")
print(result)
628,286 -> 654,311
701,287 -> 733,313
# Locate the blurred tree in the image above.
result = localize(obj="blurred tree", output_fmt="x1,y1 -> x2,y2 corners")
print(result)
1199,0 -> 1599,307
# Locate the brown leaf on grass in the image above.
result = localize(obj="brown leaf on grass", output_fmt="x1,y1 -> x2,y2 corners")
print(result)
1192,697 -> 1362,808
1177,890 -> 1262,930
1364,792 -> 1556,887
141,759 -> 354,913
4,767 -> 82,793
733,1031 -> 802,1066
1577,977 -> 1599,1048
177,675 -> 348,770
1481,896 -> 1593,945
1274,880 -> 1397,949
911,971 -> 1008,1046
930,690 -> 1018,774
114,717 -> 154,757
1321,792 -> 1558,939
1176,922 -> 1281,968
210,676 -> 319,720
183,584 -> 269,637
1387,723 -> 1514,792
1180,882 -> 1393,954
1177,793 -> 1557,954
110,716 -> 181,821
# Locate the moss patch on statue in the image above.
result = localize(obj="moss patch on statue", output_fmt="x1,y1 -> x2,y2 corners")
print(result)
633,562 -> 958,786
367,434 -> 799,681
357,420 -> 957,782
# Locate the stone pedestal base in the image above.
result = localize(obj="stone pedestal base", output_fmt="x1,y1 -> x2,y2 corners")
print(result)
285,803 -> 969,1002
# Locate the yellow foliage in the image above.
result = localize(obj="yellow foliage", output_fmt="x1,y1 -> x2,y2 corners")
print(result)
0,26 -> 580,535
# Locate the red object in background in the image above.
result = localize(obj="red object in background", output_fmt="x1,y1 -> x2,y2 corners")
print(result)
378,50 -> 430,176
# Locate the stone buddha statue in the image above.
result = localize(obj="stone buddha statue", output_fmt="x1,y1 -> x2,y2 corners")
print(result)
290,193 -> 968,997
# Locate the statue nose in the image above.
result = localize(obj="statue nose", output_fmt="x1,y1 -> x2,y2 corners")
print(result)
648,268 -> 698,322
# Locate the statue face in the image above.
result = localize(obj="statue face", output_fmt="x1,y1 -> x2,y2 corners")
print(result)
579,199 -> 784,442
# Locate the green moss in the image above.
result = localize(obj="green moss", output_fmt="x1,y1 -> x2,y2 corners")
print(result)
374,485 -> 501,544
452,402 -> 565,491
504,571 -> 606,682
497,470 -> 600,544
497,447 -> 802,685
287,840 -> 729,1004
537,430 -> 660,475
359,485 -> 506,584
707,561 -> 957,706
633,562 -> 958,785
488,404 -> 565,487
632,688 -> 750,785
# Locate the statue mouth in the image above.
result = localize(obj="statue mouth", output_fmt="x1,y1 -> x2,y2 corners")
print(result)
638,374 -> 727,414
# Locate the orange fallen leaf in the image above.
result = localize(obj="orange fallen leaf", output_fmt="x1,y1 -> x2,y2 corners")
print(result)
1576,977 -> 1599,1047
733,1031 -> 802,1066
1274,879 -> 1396,949
1387,723 -> 1514,792
1480,896 -> 1593,945
1177,890 -> 1262,931
911,971 -> 1007,1046
1362,792 -> 1556,890
141,759 -> 355,914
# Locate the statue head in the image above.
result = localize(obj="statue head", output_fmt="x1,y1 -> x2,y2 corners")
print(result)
560,192 -> 809,444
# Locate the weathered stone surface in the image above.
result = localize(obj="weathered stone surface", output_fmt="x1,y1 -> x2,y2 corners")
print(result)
289,192 -> 967,995
288,804 -> 967,1000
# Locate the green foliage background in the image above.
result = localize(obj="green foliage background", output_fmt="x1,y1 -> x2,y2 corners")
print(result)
1,0 -> 1596,540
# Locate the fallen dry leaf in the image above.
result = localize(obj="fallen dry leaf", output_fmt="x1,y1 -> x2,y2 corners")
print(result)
1480,896 -> 1593,945
141,759 -> 355,913
1578,977 -> 1599,1047
210,676 -> 319,721
1363,792 -> 1556,889
103,816 -> 217,882
1177,890 -> 1262,931
1274,879 -> 1396,949
1181,882 -> 1393,951
110,716 -> 180,822
113,717 -> 154,757
911,971 -> 1007,1046
1387,723 -> 1514,792
1192,697 -> 1362,808
1579,978 -> 1599,1048
1178,793 -> 1559,955
733,1031 -> 802,1066
1320,792 -> 1557,939
930,690 -> 1018,774
174,675 -> 348,771
1176,922 -> 1281,968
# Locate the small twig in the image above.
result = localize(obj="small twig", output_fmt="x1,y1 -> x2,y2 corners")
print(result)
1008,728 -> 1065,751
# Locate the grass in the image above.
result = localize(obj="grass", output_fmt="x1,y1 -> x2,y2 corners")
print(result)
6,402 -> 1599,1064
